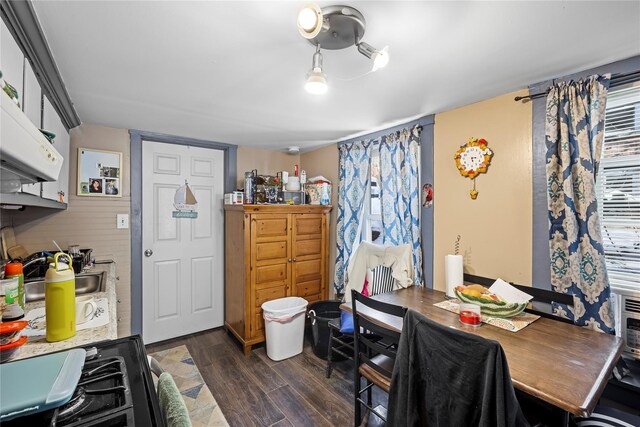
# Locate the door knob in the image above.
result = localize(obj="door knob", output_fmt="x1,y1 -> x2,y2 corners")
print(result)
288,258 -> 292,262
144,249 -> 153,257
293,258 -> 297,262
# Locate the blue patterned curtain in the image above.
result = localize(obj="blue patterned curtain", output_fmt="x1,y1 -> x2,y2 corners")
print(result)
334,140 -> 372,295
545,74 -> 614,334
380,126 -> 423,285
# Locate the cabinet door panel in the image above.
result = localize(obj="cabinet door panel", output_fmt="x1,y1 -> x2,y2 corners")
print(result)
252,309 -> 265,337
295,279 -> 321,298
254,216 -> 289,240
294,216 -> 322,240
41,96 -> 69,202
256,241 -> 288,262
294,238 -> 322,258
255,286 -> 287,307
294,259 -> 322,283
301,294 -> 321,304
255,263 -> 289,288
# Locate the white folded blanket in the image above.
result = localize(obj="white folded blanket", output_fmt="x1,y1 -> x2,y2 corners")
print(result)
344,242 -> 414,302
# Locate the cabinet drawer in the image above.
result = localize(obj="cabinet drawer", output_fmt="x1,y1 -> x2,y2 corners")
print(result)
256,286 -> 288,307
254,217 -> 288,238
295,217 -> 322,237
295,279 -> 321,297
294,259 -> 322,283
295,238 -> 322,258
255,263 -> 289,288
256,241 -> 288,262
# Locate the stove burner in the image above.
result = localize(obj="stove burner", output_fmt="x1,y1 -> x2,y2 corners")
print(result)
49,356 -> 133,427
54,388 -> 88,424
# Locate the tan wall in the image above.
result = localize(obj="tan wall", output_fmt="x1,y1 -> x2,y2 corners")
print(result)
236,146 -> 300,189
5,124 -> 133,337
300,144 -> 339,296
433,90 -> 532,291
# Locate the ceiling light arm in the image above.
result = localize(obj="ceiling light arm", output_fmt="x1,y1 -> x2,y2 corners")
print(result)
312,44 -> 323,70
356,41 -> 376,60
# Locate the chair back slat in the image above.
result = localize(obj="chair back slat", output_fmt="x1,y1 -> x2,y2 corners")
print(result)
351,290 -> 407,379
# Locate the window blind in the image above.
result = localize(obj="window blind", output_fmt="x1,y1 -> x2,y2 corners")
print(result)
596,82 -> 640,292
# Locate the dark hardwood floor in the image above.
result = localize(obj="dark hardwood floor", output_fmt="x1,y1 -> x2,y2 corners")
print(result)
146,327 -> 386,427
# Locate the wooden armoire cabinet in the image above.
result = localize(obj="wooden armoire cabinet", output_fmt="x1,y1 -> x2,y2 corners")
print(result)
224,204 -> 332,355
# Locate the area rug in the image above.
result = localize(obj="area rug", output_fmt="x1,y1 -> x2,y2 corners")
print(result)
149,345 -> 229,427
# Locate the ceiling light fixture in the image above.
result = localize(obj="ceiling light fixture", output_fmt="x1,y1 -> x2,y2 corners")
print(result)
298,4 -> 389,94
305,44 -> 328,95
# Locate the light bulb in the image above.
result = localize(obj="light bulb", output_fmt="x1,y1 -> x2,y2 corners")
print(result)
372,46 -> 389,72
297,3 -> 322,39
305,68 -> 328,95
298,7 -> 318,31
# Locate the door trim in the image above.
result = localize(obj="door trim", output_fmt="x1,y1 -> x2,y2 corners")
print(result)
129,129 -> 237,336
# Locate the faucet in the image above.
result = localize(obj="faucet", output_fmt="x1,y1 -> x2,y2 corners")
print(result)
23,256 -> 48,269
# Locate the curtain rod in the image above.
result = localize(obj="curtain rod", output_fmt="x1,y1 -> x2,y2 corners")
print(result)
514,70 -> 640,102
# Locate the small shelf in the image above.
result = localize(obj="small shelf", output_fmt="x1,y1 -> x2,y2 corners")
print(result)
0,192 -> 67,209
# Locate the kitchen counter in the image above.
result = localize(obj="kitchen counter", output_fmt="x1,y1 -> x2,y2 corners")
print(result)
13,262 -> 118,360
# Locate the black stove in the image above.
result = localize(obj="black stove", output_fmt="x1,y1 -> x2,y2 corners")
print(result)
4,336 -> 164,426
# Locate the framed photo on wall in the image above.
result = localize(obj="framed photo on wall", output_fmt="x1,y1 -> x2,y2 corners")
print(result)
77,148 -> 123,197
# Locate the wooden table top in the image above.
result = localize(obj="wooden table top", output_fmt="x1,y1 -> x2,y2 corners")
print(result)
341,286 -> 624,418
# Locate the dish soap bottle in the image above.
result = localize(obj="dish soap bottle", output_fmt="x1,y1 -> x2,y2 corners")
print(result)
45,253 -> 76,342
4,262 -> 25,310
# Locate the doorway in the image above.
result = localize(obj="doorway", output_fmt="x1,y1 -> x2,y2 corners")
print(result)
129,130 -> 237,342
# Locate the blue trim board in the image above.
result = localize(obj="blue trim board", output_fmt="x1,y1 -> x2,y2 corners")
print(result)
530,55 -> 640,290
128,129 -> 237,336
336,115 -> 436,288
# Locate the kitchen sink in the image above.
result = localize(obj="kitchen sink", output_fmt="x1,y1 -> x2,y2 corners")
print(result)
24,271 -> 106,303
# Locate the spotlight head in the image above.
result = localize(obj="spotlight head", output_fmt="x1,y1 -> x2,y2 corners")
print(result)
305,67 -> 328,95
371,46 -> 389,71
357,42 -> 390,72
297,3 -> 323,39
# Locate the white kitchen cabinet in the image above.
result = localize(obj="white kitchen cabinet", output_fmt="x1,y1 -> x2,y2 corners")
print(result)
21,60 -> 43,196
41,96 -> 69,203
0,21 -> 24,102
22,60 -> 41,128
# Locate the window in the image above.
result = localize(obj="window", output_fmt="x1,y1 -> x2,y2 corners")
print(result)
364,145 -> 383,244
361,142 -> 421,245
596,81 -> 640,292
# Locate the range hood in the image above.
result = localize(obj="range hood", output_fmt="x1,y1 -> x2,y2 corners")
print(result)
1,91 -> 63,193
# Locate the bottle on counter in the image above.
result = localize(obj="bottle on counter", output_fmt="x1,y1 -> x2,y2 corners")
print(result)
4,261 -> 24,310
244,171 -> 255,204
1,277 -> 24,321
45,253 -> 76,342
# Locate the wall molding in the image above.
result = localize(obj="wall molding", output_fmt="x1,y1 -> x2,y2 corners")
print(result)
129,129 -> 237,336
0,0 -> 80,130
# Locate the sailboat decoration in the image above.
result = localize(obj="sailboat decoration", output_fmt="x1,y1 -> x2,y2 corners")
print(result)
172,180 -> 198,218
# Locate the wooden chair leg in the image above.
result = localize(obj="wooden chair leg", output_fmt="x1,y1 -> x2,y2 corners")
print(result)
354,369 -> 361,426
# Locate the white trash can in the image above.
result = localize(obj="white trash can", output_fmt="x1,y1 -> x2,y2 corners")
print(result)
262,296 -> 308,361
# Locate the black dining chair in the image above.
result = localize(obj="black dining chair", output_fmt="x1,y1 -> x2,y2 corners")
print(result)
326,266 -> 397,378
386,308 -> 528,427
351,289 -> 407,426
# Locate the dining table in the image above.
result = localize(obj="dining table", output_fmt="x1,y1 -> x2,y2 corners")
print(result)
340,285 -> 625,420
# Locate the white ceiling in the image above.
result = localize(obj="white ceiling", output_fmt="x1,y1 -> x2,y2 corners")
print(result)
32,1 -> 640,151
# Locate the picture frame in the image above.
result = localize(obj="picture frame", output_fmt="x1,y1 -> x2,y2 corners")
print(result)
77,148 -> 123,197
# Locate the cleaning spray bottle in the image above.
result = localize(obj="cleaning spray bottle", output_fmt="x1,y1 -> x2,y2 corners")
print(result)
45,253 -> 76,342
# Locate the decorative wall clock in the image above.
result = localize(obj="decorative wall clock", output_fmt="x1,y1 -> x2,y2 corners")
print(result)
454,137 -> 493,199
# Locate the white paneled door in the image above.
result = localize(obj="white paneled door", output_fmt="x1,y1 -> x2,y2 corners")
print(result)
142,141 -> 224,343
